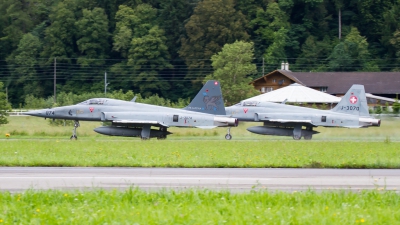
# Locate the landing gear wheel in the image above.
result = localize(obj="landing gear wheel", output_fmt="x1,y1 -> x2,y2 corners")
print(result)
141,136 -> 150,140
293,135 -> 301,140
70,135 -> 78,140
225,127 -> 232,140
157,127 -> 167,140
304,135 -> 312,140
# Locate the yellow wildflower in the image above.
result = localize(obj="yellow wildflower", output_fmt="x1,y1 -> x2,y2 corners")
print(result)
325,206 -> 329,210
64,193 -> 68,197
361,219 -> 365,223
36,209 -> 40,212
0,219 -> 3,223
5,133 -> 10,138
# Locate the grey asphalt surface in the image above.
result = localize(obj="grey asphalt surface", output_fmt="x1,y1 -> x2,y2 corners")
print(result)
1,168 -> 399,192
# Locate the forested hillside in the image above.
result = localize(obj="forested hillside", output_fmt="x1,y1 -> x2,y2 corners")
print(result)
0,0 -> 399,107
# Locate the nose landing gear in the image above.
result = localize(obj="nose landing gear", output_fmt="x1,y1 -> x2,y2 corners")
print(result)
225,127 -> 232,140
70,120 -> 80,140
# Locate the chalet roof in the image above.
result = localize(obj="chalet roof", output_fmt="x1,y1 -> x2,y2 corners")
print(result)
251,70 -> 305,85
366,93 -> 396,103
245,83 -> 341,103
278,71 -> 400,94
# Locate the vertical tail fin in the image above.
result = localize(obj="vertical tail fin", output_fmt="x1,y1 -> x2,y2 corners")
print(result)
183,80 -> 226,115
331,84 -> 370,117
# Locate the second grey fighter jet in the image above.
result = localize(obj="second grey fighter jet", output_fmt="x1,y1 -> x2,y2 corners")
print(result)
224,84 -> 380,140
26,80 -> 237,140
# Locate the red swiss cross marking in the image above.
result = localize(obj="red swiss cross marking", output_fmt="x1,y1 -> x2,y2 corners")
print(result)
89,107 -> 94,112
243,108 -> 248,113
349,96 -> 358,104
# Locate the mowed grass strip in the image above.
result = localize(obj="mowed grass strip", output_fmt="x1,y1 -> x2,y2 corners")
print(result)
0,140 -> 399,168
1,116 -> 400,141
0,189 -> 399,224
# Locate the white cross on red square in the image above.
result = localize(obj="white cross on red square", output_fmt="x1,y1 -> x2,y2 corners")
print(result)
350,96 -> 358,104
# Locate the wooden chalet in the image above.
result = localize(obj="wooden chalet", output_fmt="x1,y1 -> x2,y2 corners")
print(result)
250,64 -> 400,107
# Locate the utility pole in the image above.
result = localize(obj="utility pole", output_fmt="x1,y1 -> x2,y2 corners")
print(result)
338,9 -> 342,39
262,58 -> 265,75
54,57 -> 57,104
104,71 -> 109,97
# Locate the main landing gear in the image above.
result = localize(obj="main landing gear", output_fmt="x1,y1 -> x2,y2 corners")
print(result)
292,126 -> 313,140
140,124 -> 151,140
70,120 -> 80,140
304,126 -> 313,140
225,127 -> 232,140
157,127 -> 167,140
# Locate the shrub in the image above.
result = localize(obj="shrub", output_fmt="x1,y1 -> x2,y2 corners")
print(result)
393,98 -> 400,114
374,106 -> 382,114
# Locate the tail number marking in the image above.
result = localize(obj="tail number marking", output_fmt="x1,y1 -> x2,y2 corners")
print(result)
46,111 -> 55,115
340,106 -> 359,111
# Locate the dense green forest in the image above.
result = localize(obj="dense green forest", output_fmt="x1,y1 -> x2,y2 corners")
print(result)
0,0 -> 399,107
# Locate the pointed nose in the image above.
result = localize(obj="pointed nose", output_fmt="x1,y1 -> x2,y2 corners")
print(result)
24,109 -> 46,117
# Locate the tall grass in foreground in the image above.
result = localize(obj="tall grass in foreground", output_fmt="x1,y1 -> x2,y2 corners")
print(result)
0,189 -> 399,224
0,140 -> 399,168
1,116 -> 400,141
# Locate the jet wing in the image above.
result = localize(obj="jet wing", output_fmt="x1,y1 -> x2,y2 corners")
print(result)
268,119 -> 313,123
195,126 -> 217,129
256,113 -> 315,125
111,120 -> 169,127
342,125 -> 363,128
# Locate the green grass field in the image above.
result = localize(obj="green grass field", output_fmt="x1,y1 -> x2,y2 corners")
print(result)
0,189 -> 399,224
0,115 -> 399,141
0,139 -> 399,168
1,117 -> 399,224
0,116 -> 399,168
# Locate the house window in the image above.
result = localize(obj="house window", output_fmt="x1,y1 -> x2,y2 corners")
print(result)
367,98 -> 376,104
320,87 -> 328,92
261,87 -> 265,93
273,79 -> 276,83
266,87 -> 273,92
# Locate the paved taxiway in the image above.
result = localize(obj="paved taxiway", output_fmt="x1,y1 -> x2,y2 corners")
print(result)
1,168 -> 399,192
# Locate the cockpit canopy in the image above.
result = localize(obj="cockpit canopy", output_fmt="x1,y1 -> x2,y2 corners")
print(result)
78,98 -> 108,105
233,101 -> 259,107
242,101 -> 258,106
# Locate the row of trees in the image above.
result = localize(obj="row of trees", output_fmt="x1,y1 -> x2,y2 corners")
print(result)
1,0 -> 400,107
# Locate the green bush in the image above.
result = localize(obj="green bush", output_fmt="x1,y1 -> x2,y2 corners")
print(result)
311,103 -> 318,109
374,106 -> 382,114
393,99 -> 400,114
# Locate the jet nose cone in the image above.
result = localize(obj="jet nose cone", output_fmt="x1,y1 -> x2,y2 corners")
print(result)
24,109 -> 45,117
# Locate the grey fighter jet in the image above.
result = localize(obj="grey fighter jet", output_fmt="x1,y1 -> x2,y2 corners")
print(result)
224,84 -> 380,140
25,80 -> 237,140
